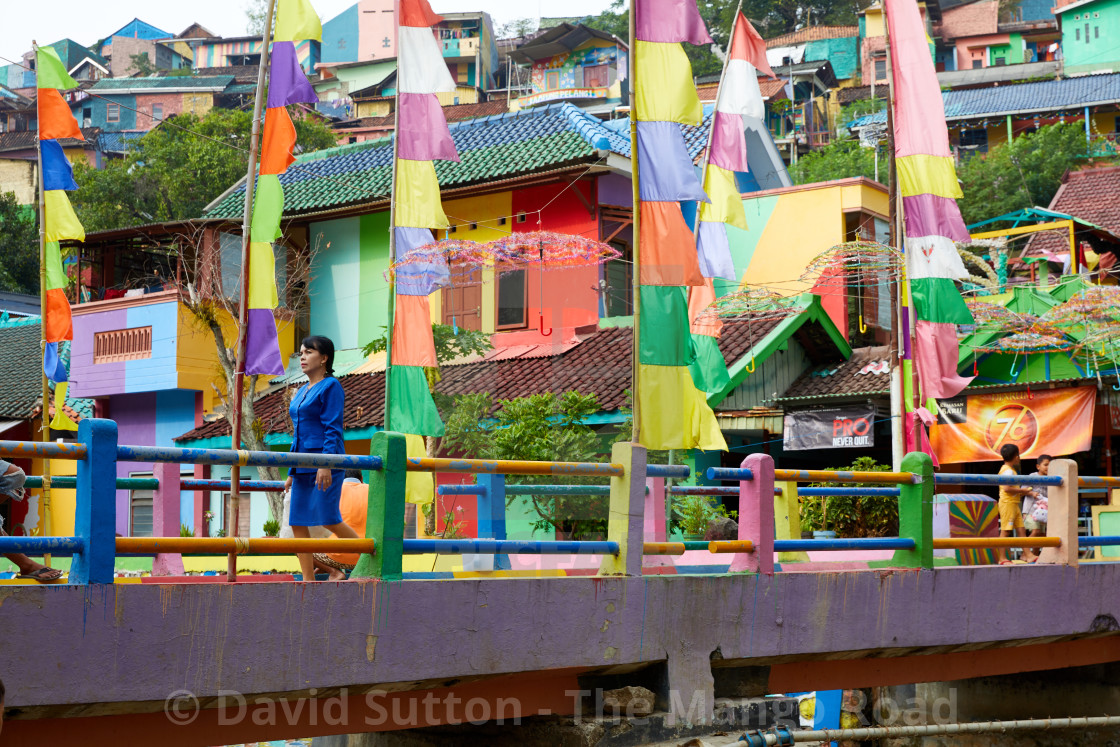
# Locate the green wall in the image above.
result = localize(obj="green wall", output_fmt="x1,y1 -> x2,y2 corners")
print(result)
1061,0 -> 1120,72
358,212 -> 391,348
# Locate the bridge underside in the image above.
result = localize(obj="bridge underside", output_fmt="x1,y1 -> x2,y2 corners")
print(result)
6,564 -> 1120,744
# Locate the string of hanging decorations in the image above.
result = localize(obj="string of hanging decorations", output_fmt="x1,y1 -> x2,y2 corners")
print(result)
961,299 -> 1039,334
389,231 -> 621,281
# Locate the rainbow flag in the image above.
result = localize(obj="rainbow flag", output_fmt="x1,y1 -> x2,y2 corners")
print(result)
886,0 -> 973,399
36,45 -> 81,431
245,0 -> 322,376
633,0 -> 726,451
688,12 -> 775,396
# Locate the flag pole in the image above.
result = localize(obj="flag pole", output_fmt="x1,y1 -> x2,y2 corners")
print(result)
229,0 -> 277,581
882,3 -> 909,469
694,0 -> 744,205
628,0 -> 641,443
384,9 -> 401,435
32,40 -> 53,562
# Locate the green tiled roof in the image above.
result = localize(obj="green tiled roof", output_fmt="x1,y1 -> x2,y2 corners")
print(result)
205,103 -> 605,219
89,76 -> 234,91
0,319 -> 90,420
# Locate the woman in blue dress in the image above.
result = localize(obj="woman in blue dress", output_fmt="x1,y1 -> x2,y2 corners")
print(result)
284,336 -> 359,580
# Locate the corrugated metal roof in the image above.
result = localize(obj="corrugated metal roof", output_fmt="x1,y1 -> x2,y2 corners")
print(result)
848,72 -> 1120,127
89,75 -> 234,92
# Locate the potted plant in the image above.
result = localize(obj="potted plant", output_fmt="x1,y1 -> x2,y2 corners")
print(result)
674,495 -> 734,541
262,519 -> 280,538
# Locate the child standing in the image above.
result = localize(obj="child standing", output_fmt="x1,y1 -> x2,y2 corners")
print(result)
996,444 -> 1037,564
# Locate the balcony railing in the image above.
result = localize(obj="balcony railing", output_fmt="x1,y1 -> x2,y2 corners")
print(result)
93,326 -> 153,364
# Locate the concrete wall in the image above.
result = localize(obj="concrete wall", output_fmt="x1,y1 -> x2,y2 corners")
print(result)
0,158 -> 35,205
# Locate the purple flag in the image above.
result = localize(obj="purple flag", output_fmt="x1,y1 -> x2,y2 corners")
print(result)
398,93 -> 459,162
635,0 -> 712,44
267,41 -> 318,108
245,308 -> 285,375
637,121 -> 707,203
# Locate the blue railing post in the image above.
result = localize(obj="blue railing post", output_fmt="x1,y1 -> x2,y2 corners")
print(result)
600,441 -> 647,576
1040,458 -> 1077,566
72,418 -> 117,584
152,462 -> 185,576
732,453 -> 775,573
894,451 -> 934,569
476,473 -> 510,570
352,431 -> 406,581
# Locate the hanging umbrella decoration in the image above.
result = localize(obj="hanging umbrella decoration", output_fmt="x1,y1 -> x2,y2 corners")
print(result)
800,240 -> 904,291
961,299 -> 1038,335
697,286 -> 802,373
1041,286 -> 1120,331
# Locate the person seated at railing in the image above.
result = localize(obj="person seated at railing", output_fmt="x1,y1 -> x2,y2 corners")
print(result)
284,335 -> 361,581
0,460 -> 62,582
997,444 -> 1038,565
1024,454 -> 1051,542
312,469 -> 368,581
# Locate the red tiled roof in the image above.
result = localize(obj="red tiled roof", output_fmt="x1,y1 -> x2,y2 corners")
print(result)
765,26 -> 858,47
1028,166 -> 1120,256
779,346 -> 892,400
936,0 -> 999,40
176,318 -> 799,442
337,100 -> 512,132
697,77 -> 789,102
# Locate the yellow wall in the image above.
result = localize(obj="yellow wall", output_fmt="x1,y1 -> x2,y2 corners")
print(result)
356,100 -> 392,118
864,6 -> 886,37
435,86 -> 479,106
30,455 -> 78,538
436,192 -> 513,333
182,93 -> 214,117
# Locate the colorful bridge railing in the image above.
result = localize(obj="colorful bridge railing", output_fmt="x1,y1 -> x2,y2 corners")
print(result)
1,421 -> 1115,584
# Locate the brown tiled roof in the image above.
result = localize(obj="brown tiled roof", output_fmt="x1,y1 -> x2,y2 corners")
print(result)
187,66 -> 261,83
765,26 -> 858,47
837,85 -> 873,104
698,77 -> 789,103
936,0 -> 999,40
337,100 -> 512,132
0,128 -> 100,153
175,318 -> 802,442
778,345 -> 892,401
1028,166 -> 1120,256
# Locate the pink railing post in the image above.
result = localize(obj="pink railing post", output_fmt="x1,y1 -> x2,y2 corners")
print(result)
644,476 -> 666,542
731,453 -> 775,574
152,462 -> 185,576
1039,458 -> 1078,566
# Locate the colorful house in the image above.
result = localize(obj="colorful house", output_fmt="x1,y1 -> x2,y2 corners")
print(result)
190,36 -> 319,75
934,0 -> 1060,72
506,23 -> 628,113
75,76 -> 236,133
1055,0 -> 1120,74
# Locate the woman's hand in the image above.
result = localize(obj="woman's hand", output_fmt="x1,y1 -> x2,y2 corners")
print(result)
315,468 -> 332,491
284,476 -> 293,491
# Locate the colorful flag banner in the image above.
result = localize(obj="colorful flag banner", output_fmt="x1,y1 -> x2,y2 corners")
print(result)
886,0 -> 974,400
634,0 -> 726,451
35,45 -> 80,429
244,1 -> 322,376
389,0 -> 456,445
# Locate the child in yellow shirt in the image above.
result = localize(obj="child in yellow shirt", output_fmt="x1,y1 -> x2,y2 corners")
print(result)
997,444 -> 1036,564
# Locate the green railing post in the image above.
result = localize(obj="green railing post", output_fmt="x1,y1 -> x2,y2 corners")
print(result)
352,431 -> 406,580
599,441 -> 647,576
893,451 -> 934,569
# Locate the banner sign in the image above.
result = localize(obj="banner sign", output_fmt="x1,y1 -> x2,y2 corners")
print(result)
518,87 -> 609,108
930,386 -> 1096,464
784,405 -> 875,451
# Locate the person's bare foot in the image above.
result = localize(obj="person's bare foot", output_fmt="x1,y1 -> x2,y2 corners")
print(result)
327,568 -> 347,581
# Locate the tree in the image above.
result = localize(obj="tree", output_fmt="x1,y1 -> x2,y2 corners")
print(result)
174,222 -> 320,526
498,18 -> 539,38
0,192 -> 39,295
442,391 -> 611,539
71,107 -> 338,232
128,52 -> 157,77
956,122 -> 1099,226
245,0 -> 270,35
790,136 -> 888,185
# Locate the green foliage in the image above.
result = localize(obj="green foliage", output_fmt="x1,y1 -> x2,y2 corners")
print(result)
362,323 -> 492,366
791,137 -> 889,186
0,192 -> 39,294
674,495 -> 735,537
839,97 -> 885,124
129,52 -> 157,76
180,524 -> 195,537
442,391 -> 610,539
71,107 -> 338,231
245,0 -> 271,35
799,456 -> 898,537
499,18 -> 539,37
956,122 -> 1103,226
262,518 -> 281,537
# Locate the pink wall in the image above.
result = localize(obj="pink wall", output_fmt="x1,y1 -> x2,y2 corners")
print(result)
954,33 -> 1011,69
134,93 -> 184,131
358,0 -> 397,60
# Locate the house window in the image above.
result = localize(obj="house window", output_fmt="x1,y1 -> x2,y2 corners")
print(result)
583,64 -> 608,88
994,57 -> 1006,66
130,490 -> 153,537
1096,26 -> 1100,38
1076,27 -> 1081,41
959,128 -> 989,155
495,267 -> 528,329
546,71 -> 559,90
972,58 -> 984,68
874,59 -> 886,80
82,106 -> 92,127
151,103 -> 163,122
106,103 -> 120,123
602,241 -> 633,317
441,266 -> 482,331
1086,23 -> 1090,41
94,327 -> 153,363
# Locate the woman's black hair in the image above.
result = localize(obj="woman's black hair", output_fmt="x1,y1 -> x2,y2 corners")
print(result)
301,335 -> 336,376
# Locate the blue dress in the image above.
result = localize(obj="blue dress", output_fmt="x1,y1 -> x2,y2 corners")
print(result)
288,377 -> 346,527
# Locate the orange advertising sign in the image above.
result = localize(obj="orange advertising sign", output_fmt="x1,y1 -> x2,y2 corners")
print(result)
930,386 -> 1096,464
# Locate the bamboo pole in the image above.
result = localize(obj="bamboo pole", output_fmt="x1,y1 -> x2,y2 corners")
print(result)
32,40 -> 53,562
229,0 -> 278,581
384,9 -> 402,434
628,0 -> 641,443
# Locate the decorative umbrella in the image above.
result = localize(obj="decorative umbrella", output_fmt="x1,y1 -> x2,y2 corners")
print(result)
972,331 -> 1079,355
1041,286 -> 1120,329
961,299 -> 1037,334
800,240 -> 904,290
702,286 -> 801,322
